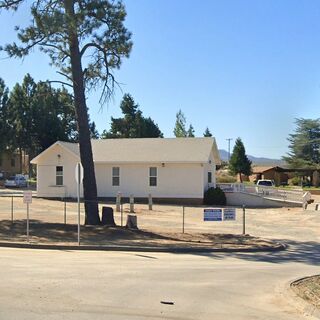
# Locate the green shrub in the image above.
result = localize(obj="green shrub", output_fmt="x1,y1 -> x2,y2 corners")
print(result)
216,175 -> 237,183
204,187 -> 226,205
290,176 -> 300,186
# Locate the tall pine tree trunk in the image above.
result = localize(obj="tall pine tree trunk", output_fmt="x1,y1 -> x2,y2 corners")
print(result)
64,0 -> 100,225
19,147 -> 22,173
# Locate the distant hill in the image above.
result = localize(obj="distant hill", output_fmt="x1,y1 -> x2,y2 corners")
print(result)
219,149 -> 286,166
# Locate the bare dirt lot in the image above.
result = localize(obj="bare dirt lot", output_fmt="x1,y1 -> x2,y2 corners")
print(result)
0,193 -> 319,249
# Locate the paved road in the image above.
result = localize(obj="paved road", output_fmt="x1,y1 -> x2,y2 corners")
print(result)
0,247 -> 319,320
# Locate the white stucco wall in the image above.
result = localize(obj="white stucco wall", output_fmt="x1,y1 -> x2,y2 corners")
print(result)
95,162 -> 204,199
225,192 -> 301,207
36,144 -> 80,197
35,144 -> 218,200
203,150 -> 217,191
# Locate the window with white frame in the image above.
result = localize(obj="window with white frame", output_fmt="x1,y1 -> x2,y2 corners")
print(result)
112,167 -> 120,186
56,166 -> 63,186
208,171 -> 212,183
149,167 -> 157,186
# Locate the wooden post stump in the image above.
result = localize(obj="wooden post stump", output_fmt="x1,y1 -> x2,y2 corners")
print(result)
126,214 -> 138,229
101,207 -> 116,226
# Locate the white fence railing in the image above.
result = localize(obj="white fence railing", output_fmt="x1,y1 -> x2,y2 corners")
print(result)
217,183 -> 309,203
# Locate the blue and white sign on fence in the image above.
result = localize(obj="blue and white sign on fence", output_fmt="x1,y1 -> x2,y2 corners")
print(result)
204,208 -> 222,221
223,208 -> 236,221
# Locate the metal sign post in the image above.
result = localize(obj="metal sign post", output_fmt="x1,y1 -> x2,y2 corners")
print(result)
23,191 -> 32,243
27,203 -> 29,242
75,163 -> 83,246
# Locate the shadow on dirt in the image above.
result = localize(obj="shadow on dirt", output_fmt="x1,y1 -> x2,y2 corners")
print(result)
193,238 -> 320,265
0,219 -> 277,250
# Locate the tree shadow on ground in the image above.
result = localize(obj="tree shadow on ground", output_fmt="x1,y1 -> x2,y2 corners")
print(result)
0,219 -> 275,249
0,219 -> 174,245
191,238 -> 320,265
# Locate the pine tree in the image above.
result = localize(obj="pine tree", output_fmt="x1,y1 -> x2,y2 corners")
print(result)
102,94 -> 163,138
229,138 -> 252,182
0,78 -> 9,153
173,109 -> 187,137
0,0 -> 132,224
203,127 -> 212,137
283,118 -> 320,168
187,124 -> 195,137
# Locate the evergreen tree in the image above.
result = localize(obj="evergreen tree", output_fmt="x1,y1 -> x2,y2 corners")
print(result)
187,124 -> 195,137
1,0 -> 133,224
0,78 -> 9,153
102,94 -> 163,138
173,109 -> 187,137
203,127 -> 212,137
89,121 -> 100,139
229,138 -> 252,182
283,118 -> 320,167
31,81 -> 78,152
7,74 -> 36,172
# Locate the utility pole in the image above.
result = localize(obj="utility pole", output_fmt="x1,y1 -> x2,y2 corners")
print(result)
226,138 -> 233,162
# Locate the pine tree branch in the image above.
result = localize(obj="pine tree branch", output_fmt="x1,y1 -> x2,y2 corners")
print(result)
47,80 -> 73,88
0,0 -> 23,9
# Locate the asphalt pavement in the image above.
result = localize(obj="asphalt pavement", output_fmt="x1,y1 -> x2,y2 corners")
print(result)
0,247 -> 319,320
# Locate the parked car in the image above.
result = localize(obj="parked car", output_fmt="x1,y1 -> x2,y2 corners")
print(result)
256,179 -> 275,187
4,175 -> 27,188
255,179 -> 275,195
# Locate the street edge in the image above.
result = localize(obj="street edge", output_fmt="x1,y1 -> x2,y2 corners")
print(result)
0,241 -> 286,253
284,277 -> 320,319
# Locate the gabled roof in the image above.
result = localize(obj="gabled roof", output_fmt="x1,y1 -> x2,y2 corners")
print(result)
251,166 -> 290,174
31,137 -> 221,165
30,141 -> 80,164
252,166 -> 275,174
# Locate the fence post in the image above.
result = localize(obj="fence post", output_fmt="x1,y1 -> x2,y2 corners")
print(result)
130,194 -> 134,213
148,193 -> 153,211
182,206 -> 185,234
64,198 -> 66,224
11,196 -> 13,224
242,205 -> 246,235
121,203 -> 123,227
116,192 -> 121,212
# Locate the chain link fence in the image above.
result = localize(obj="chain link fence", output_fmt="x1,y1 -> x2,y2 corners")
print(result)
0,193 -> 247,245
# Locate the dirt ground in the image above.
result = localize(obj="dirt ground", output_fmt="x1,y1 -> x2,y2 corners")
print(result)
0,193 -> 319,248
291,275 -> 320,309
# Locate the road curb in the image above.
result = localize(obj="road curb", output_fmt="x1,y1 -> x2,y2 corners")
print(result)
284,277 -> 320,319
0,241 -> 286,253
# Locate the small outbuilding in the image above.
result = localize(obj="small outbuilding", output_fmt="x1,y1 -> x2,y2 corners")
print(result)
249,166 -> 289,186
31,137 -> 221,204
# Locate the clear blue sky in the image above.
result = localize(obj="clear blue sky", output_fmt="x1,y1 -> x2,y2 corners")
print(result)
1,0 -> 320,159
